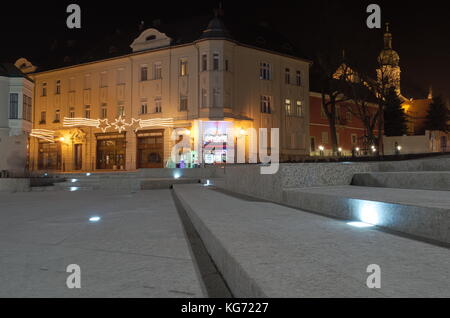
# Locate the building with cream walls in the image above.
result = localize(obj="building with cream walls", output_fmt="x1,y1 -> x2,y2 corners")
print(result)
26,15 -> 310,171
0,63 -> 33,175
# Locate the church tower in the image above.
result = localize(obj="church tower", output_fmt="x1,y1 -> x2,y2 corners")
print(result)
377,23 -> 402,97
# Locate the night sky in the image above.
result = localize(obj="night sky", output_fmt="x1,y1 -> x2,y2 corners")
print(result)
1,0 -> 448,101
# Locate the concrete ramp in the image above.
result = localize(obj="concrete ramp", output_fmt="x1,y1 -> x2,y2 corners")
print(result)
173,184 -> 450,298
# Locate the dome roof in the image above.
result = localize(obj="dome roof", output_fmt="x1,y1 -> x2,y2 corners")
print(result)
199,16 -> 231,39
378,48 -> 400,66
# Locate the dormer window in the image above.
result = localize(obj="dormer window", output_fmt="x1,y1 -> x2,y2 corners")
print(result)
146,35 -> 156,41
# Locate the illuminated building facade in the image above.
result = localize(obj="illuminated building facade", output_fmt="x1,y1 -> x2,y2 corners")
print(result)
26,15 -> 310,171
0,63 -> 33,175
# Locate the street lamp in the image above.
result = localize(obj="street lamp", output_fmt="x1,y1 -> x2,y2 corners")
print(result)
318,145 -> 325,156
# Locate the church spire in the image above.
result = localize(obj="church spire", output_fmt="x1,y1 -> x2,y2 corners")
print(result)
384,22 -> 393,49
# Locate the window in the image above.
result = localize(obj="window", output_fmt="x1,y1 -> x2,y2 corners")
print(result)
213,53 -> 219,71
285,68 -> 290,84
321,131 -> 329,144
180,58 -> 188,76
84,75 -> 91,89
40,111 -> 46,124
310,137 -> 316,152
140,100 -> 148,114
100,72 -> 108,87
117,69 -> 125,85
23,95 -> 32,121
100,104 -> 107,119
201,54 -> 207,71
9,93 -> 19,119
296,100 -> 303,117
213,88 -> 220,107
140,65 -> 148,81
285,99 -> 292,115
55,80 -> 61,94
69,107 -> 75,118
155,97 -> 162,113
225,59 -> 229,71
351,134 -> 358,145
259,62 -> 271,80
260,96 -> 271,114
54,109 -> 60,122
180,95 -> 188,111
42,83 -> 47,96
117,104 -> 125,117
154,62 -> 162,79
84,105 -> 91,119
336,106 -> 341,122
296,71 -> 302,86
201,89 -> 207,108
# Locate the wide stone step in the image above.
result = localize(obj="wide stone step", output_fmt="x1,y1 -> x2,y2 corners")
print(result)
352,171 -> 450,191
283,185 -> 450,244
141,178 -> 200,190
173,184 -> 450,297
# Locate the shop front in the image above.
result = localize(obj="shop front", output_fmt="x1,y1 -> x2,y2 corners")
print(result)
96,133 -> 126,170
38,141 -> 62,170
136,130 -> 164,169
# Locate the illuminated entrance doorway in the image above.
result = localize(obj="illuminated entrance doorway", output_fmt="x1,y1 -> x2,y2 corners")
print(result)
38,142 -> 62,170
96,133 -> 126,170
137,130 -> 164,168
74,144 -> 82,170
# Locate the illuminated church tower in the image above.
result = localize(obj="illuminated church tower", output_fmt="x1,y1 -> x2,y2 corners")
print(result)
377,23 -> 403,99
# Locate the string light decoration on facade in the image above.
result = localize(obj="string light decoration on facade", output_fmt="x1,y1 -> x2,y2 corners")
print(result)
30,129 -> 56,143
63,117 -> 175,133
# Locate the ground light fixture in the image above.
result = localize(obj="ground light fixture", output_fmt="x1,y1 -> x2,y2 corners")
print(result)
89,216 -> 101,222
71,179 -> 78,183
347,221 -> 375,228
86,173 -> 91,176
69,187 -> 79,191
173,172 -> 181,179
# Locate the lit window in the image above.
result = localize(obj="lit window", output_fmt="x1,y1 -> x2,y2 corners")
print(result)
285,99 -> 292,115
260,95 -> 271,114
259,62 -> 271,80
180,58 -> 188,76
69,107 -> 75,118
140,66 -> 148,81
296,100 -> 303,117
213,53 -> 219,71
180,95 -> 188,111
285,68 -> 290,84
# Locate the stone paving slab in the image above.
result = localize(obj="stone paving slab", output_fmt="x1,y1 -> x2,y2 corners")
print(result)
174,184 -> 450,298
0,190 -> 203,297
283,186 -> 450,244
